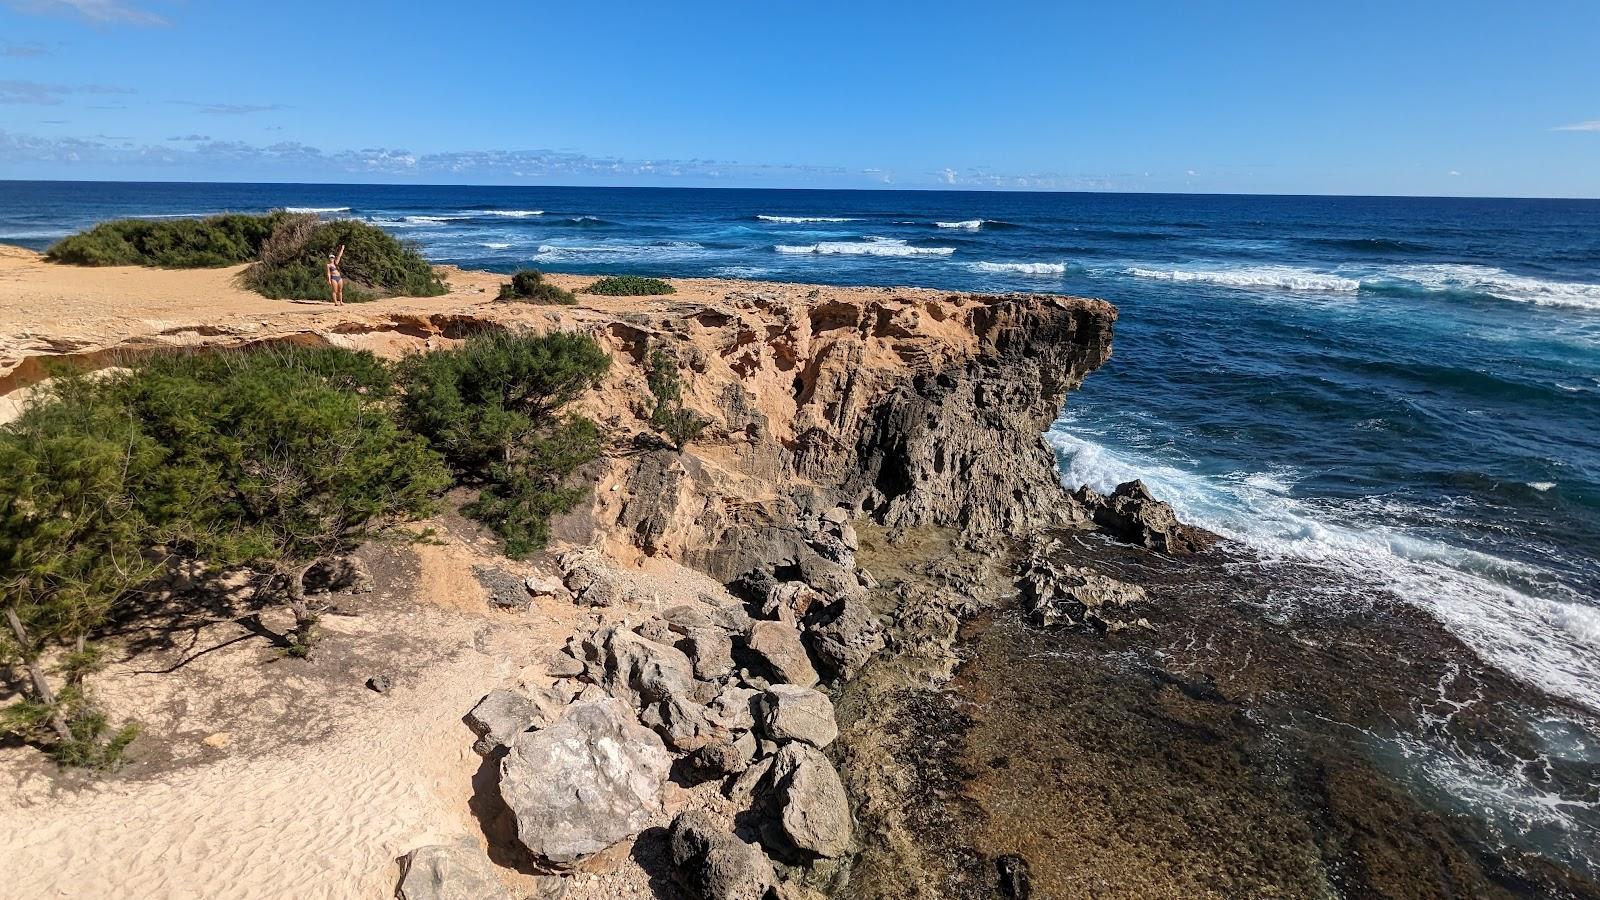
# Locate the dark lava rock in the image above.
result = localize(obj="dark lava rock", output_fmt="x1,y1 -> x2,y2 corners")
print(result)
996,854 -> 1032,899
1073,479 -> 1216,554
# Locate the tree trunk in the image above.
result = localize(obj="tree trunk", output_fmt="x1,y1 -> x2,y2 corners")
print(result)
282,559 -> 320,655
4,607 -> 74,744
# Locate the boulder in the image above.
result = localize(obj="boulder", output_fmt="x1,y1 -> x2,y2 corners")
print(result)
583,626 -> 697,710
547,649 -> 586,678
804,597 -> 885,681
396,839 -> 512,900
661,604 -> 716,632
767,743 -> 851,858
465,689 -> 540,756
1073,480 -> 1216,555
500,699 -> 671,869
524,573 -> 566,598
762,582 -> 825,625
682,626 -> 735,680
687,732 -> 756,779
703,684 -> 759,732
701,594 -> 754,634
668,810 -> 776,900
304,555 -> 373,595
744,621 -> 819,688
636,619 -> 677,645
758,685 -> 838,748
641,694 -> 726,752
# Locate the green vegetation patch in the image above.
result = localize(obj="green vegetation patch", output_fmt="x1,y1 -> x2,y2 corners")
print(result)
398,330 -> 610,557
646,346 -> 709,451
585,275 -> 677,296
497,269 -> 576,305
242,214 -> 447,303
44,212 -> 291,268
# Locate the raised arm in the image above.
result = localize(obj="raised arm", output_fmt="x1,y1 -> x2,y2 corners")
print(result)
335,244 -> 345,264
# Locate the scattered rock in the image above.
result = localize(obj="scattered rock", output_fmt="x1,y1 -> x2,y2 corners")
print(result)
366,674 -> 394,694
745,621 -> 819,687
396,839 -> 512,900
682,626 -> 735,680
759,685 -> 838,747
500,699 -> 671,869
641,693 -> 726,752
703,684 -> 759,732
304,555 -> 374,595
687,734 -> 755,779
804,596 -> 885,681
547,649 -> 586,678
465,689 -> 540,756
524,573 -> 565,598
201,731 -> 231,750
473,565 -> 532,610
1018,536 -> 1149,630
636,618 -> 676,645
1073,480 -> 1216,554
582,625 -> 697,710
767,742 -> 852,858
762,582 -> 825,625
668,810 -> 776,900
661,604 -> 715,632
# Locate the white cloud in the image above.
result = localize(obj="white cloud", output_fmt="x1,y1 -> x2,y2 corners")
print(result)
941,167 -> 957,184
1186,169 -> 1198,177
1448,170 -> 1461,176
4,0 -> 166,25
1553,120 -> 1600,132
0,79 -> 135,105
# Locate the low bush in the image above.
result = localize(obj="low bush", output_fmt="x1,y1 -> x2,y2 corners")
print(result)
242,215 -> 447,302
585,275 -> 676,296
45,212 -> 290,268
398,330 -> 611,557
497,269 -> 576,305
646,346 -> 709,451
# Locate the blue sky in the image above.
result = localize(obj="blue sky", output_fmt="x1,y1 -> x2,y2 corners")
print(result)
1,0 -> 1597,196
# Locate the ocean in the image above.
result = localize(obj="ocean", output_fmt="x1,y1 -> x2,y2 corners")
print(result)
3,180 -> 1598,717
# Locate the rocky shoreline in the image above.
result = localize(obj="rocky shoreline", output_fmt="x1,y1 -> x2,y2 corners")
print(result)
8,259 -> 1594,898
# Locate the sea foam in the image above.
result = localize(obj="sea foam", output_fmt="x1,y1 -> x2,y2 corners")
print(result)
971,261 -> 1067,276
1126,265 -> 1361,292
758,215 -> 857,224
775,239 -> 954,257
1047,423 -> 1600,713
935,219 -> 984,230
284,206 -> 351,214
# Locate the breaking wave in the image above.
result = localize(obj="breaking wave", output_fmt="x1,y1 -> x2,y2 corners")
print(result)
774,238 -> 954,257
1046,424 -> 1600,713
284,206 -> 351,214
756,215 -> 858,224
970,261 -> 1068,276
1125,265 -> 1361,292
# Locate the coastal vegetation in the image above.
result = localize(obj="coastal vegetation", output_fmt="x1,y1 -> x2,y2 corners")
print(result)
242,214 -> 446,302
44,212 -> 290,268
45,212 -> 446,303
398,330 -> 610,558
496,268 -> 576,304
1,333 -> 609,763
585,275 -> 676,296
646,346 -> 709,451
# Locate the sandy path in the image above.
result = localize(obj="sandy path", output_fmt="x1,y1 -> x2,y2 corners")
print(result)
1,641 -> 500,900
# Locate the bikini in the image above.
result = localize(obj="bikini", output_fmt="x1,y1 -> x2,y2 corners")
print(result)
328,261 -> 343,283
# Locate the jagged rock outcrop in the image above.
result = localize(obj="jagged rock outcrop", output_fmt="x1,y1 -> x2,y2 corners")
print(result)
1018,534 -> 1152,632
1072,480 -> 1217,554
499,699 -> 671,869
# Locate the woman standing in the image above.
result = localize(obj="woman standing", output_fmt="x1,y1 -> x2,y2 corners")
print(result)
326,244 -> 346,305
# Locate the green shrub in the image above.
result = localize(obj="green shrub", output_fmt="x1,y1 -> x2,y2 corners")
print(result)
585,275 -> 676,296
109,347 -> 451,650
242,216 -> 446,302
398,330 -> 611,558
44,213 -> 291,268
646,347 -> 709,451
498,269 -> 576,305
0,375 -> 164,762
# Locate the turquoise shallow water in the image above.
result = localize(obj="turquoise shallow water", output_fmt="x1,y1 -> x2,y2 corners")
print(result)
3,181 -> 1598,711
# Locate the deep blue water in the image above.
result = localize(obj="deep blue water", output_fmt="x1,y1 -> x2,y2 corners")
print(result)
3,181 -> 1599,711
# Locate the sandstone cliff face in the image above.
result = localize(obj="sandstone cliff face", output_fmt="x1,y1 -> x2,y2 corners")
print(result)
579,288 -> 1116,580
